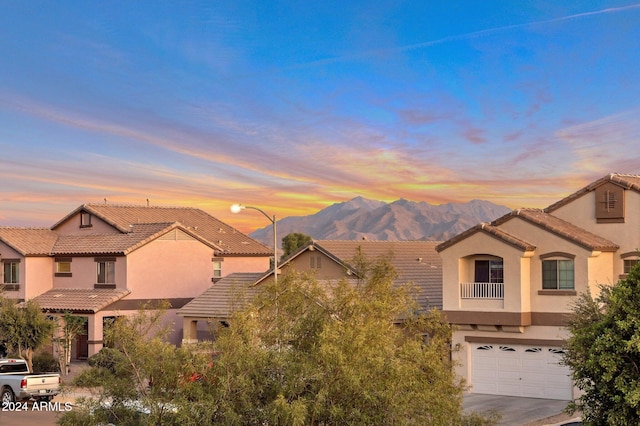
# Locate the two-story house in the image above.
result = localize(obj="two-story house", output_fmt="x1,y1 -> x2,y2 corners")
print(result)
178,239 -> 443,343
436,173 -> 640,400
0,203 -> 271,358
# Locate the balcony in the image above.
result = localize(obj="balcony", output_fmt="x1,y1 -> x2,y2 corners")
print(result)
460,282 -> 504,300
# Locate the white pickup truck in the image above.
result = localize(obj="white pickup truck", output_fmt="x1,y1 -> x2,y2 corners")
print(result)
0,358 -> 60,403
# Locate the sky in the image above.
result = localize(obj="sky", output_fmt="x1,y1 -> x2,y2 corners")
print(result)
1,1 -> 639,233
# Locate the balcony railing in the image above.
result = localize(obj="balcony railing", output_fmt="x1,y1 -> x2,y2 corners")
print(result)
460,282 -> 504,299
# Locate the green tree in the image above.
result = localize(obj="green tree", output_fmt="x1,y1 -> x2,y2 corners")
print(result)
0,298 -> 54,372
208,256 -> 467,425
59,258 -> 494,425
281,232 -> 312,260
59,301 -> 213,426
564,262 -> 640,424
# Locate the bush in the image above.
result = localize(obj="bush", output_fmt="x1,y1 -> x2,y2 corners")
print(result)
32,352 -> 60,373
88,347 -> 127,374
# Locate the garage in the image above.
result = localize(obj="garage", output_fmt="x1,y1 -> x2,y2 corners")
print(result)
471,343 -> 572,400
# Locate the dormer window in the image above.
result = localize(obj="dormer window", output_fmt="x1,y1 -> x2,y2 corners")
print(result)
595,182 -> 625,223
80,212 -> 93,228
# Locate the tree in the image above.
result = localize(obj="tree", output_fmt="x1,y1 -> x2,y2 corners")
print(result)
53,312 -> 88,375
281,232 -> 312,260
60,258 -> 493,425
59,301 -> 213,426
564,262 -> 640,424
207,256 -> 468,425
0,298 -> 54,372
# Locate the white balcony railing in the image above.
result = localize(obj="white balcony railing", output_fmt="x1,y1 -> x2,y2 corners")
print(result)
460,282 -> 504,299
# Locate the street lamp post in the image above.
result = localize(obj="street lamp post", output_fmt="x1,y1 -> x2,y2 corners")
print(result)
230,203 -> 277,283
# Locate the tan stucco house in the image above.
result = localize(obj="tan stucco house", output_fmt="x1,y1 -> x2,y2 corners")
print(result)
0,203 -> 271,358
436,173 -> 640,400
178,239 -> 442,343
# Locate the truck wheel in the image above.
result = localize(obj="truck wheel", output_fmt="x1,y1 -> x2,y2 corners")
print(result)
1,387 -> 15,404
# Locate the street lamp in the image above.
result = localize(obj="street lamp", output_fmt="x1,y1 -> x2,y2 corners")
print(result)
230,203 -> 278,283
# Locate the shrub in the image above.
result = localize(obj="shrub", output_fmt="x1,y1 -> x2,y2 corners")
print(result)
32,352 -> 60,373
88,347 -> 127,374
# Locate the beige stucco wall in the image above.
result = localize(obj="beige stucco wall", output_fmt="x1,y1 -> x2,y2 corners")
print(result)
442,182 -> 639,399
283,250 -> 350,279
440,231 -> 529,313
551,189 -> 640,277
499,217 -> 600,312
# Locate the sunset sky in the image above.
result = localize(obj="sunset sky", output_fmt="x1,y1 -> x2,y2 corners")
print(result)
1,1 -> 639,233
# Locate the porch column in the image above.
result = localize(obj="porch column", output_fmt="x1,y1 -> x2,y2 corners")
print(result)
87,315 -> 103,357
182,318 -> 199,345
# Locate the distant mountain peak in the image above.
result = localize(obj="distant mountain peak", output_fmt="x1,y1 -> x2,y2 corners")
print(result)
250,197 -> 511,245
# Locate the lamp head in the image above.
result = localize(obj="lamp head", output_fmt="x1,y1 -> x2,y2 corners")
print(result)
230,203 -> 245,214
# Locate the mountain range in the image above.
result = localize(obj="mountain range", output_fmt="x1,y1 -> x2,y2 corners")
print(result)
249,197 -> 511,245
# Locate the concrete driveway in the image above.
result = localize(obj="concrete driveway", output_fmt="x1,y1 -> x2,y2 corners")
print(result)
463,393 -> 580,425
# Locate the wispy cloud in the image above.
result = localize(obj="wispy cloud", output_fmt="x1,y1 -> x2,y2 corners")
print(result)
557,109 -> 640,174
285,3 -> 640,69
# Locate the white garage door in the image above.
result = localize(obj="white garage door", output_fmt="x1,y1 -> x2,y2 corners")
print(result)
471,343 -> 572,400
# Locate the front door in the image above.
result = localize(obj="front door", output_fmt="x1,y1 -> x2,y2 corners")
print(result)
75,321 -> 89,360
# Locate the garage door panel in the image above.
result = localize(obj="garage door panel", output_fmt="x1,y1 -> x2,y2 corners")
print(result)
471,344 -> 572,400
497,358 -> 521,369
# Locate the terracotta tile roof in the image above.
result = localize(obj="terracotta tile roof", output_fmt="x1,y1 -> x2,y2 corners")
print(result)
436,223 -> 536,253
438,205 -> 618,254
29,288 -> 131,313
310,240 -> 443,310
52,204 -> 271,256
0,227 -> 58,255
546,173 -> 640,212
51,222 -> 211,255
496,208 -> 619,252
177,273 -> 265,319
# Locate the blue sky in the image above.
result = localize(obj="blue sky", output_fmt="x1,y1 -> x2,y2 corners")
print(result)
1,1 -> 639,232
